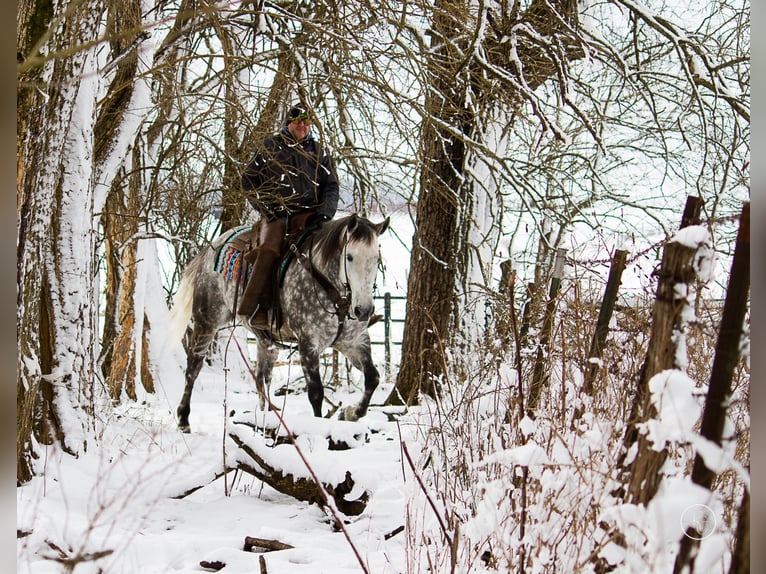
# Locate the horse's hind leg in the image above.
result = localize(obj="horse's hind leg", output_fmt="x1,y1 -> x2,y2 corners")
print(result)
177,324 -> 217,432
339,344 -> 380,422
255,339 -> 278,411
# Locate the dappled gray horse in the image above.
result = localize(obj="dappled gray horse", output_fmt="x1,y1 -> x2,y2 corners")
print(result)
169,214 -> 390,432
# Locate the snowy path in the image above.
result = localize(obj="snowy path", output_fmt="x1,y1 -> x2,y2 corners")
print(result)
17,353 -> 418,574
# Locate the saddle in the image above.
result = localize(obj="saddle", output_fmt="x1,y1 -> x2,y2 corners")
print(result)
213,213 -> 319,336
215,213 -> 317,280
245,212 -> 317,280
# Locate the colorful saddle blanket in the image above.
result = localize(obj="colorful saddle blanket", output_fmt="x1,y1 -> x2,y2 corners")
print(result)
212,225 -> 316,286
213,227 -> 253,283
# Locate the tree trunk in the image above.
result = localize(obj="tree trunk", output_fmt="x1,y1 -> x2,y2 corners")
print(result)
387,0 -> 470,404
582,249 -> 629,394
17,0 -> 50,480
94,0 -> 156,401
17,0 -> 105,481
673,202 -> 749,573
103,157 -> 142,400
96,0 -> 142,385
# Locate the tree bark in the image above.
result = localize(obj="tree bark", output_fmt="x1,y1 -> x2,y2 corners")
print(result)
387,0 -> 470,404
582,249 -> 629,394
96,0 -> 141,386
673,202 -> 749,573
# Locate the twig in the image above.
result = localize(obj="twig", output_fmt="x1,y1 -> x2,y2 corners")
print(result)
384,525 -> 405,540
400,441 -> 454,549
244,536 -> 295,552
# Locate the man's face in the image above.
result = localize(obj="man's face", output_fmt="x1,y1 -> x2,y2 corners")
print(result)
287,115 -> 311,141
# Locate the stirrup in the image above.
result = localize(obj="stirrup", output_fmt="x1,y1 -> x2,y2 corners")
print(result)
245,310 -> 270,331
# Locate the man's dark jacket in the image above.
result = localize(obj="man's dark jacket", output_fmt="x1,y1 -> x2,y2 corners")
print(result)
241,129 -> 339,221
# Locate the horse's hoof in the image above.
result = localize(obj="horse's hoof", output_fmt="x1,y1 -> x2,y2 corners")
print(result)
178,424 -> 191,433
340,405 -> 359,422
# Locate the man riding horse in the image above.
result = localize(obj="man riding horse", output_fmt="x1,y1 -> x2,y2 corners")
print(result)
239,103 -> 340,331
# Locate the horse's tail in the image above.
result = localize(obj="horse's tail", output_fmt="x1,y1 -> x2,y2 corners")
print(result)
168,254 -> 203,344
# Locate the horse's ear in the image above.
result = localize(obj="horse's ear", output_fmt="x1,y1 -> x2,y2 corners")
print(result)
347,213 -> 359,235
375,217 -> 390,235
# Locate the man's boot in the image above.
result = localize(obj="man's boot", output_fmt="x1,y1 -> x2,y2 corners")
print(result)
238,250 -> 278,330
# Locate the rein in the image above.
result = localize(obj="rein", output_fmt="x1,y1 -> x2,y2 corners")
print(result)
288,238 -> 351,345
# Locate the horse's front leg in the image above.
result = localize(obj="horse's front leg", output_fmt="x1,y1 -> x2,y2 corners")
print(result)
299,344 -> 324,417
340,349 -> 380,422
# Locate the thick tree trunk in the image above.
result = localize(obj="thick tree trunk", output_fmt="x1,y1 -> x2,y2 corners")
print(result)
17,0 -> 105,481
94,0 -> 155,400
103,160 -> 142,400
97,1 -> 142,382
387,0 -> 469,404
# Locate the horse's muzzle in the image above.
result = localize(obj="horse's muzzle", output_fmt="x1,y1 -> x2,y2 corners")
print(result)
353,305 -> 373,322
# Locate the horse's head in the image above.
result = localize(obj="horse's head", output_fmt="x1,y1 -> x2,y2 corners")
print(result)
335,214 -> 390,322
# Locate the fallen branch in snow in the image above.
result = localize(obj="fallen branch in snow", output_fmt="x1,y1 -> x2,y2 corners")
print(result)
170,470 -> 228,499
244,536 -> 295,552
228,336 -> 371,574
44,539 -> 114,569
228,431 -> 369,516
232,417 -> 367,450
198,538 -> 289,573
384,525 -> 405,540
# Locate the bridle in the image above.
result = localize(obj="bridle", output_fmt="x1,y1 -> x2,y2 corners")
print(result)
289,235 -> 353,345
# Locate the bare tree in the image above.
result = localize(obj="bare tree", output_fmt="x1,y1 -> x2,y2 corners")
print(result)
388,0 -> 585,404
17,0 -> 108,481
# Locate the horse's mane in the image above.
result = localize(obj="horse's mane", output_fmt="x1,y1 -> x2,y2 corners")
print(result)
313,214 -> 378,268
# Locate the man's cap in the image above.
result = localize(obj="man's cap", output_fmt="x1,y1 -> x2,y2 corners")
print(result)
287,105 -> 310,121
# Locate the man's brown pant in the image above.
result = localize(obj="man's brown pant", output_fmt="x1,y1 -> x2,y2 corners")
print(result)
238,217 -> 286,326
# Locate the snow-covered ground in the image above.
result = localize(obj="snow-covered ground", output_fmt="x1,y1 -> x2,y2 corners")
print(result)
16,343 -> 423,573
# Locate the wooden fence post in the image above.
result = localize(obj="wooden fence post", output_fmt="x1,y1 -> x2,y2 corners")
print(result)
519,282 -> 537,348
332,350 -> 339,387
673,202 -> 749,573
619,195 -> 703,504
527,248 -> 567,414
384,292 -> 392,382
582,249 -> 628,395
